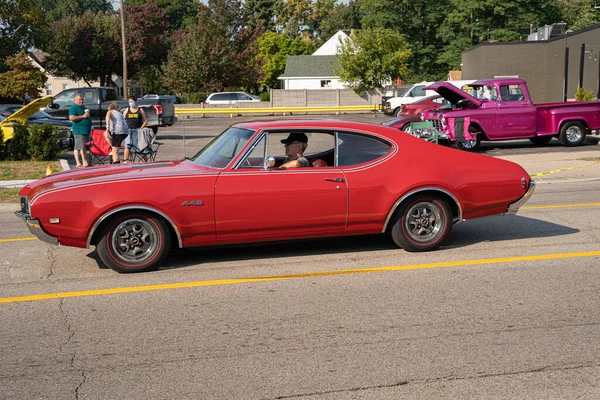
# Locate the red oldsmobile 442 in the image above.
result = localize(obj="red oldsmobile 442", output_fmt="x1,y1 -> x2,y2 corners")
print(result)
16,120 -> 535,273
414,78 -> 600,150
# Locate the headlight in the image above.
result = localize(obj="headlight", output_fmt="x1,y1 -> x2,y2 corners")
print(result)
420,114 -> 425,121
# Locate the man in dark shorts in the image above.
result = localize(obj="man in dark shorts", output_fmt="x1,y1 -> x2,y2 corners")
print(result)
69,93 -> 92,168
279,132 -> 310,169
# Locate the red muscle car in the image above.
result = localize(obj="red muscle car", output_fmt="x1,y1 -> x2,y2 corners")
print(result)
16,120 -> 535,273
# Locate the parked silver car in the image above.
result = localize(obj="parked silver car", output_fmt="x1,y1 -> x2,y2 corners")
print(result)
204,92 -> 261,105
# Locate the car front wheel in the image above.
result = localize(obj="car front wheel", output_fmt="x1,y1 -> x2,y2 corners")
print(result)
96,213 -> 171,273
390,196 -> 452,252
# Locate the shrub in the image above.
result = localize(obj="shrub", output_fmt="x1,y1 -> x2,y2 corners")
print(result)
180,92 -> 209,104
28,124 -> 59,161
259,92 -> 270,102
6,122 -> 29,161
574,87 -> 596,101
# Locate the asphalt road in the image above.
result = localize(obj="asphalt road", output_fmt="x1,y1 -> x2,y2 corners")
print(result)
1,115 -> 600,399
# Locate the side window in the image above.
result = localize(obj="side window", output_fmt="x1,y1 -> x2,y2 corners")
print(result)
260,131 -> 336,168
337,132 -> 392,167
500,85 -> 524,101
211,94 -> 226,101
226,93 -> 237,101
105,89 -> 118,101
432,97 -> 449,104
412,85 -> 426,97
54,91 -> 75,107
239,134 -> 266,168
238,93 -> 252,100
81,90 -> 95,103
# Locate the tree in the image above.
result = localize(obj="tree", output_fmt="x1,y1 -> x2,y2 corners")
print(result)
335,27 -> 411,93
318,0 -> 362,45
558,0 -> 599,31
244,0 -> 277,31
164,0 -> 263,94
43,11 -> 121,87
127,0 -> 198,31
40,0 -> 111,22
0,0 -> 46,69
0,51 -> 47,103
256,31 -> 315,88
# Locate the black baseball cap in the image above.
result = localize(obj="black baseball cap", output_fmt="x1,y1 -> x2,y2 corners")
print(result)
281,132 -> 308,144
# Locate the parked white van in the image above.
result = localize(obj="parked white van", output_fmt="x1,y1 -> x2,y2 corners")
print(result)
383,80 -> 475,116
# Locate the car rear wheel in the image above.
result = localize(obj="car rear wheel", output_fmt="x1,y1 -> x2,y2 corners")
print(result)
96,212 -> 171,273
529,136 -> 553,145
390,196 -> 452,252
559,121 -> 586,146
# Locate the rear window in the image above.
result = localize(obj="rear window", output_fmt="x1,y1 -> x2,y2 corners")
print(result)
337,132 -> 392,167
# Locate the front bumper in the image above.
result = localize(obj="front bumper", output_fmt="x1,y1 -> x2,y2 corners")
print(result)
15,212 -> 59,245
506,179 -> 536,214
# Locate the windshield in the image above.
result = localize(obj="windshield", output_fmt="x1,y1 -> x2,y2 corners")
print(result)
191,126 -> 255,168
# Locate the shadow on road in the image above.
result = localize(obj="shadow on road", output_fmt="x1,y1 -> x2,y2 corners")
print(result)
144,215 -> 578,272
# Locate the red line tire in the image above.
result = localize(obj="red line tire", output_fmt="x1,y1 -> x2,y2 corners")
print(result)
390,197 -> 452,252
96,213 -> 171,273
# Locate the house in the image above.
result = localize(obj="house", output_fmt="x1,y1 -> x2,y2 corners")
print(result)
278,30 -> 351,90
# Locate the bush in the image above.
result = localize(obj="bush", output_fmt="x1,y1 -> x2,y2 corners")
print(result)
180,92 -> 209,104
259,92 -> 270,102
6,123 -> 29,161
28,124 -> 59,161
574,87 -> 596,101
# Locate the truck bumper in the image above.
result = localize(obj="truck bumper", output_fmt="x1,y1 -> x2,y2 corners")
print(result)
159,116 -> 177,126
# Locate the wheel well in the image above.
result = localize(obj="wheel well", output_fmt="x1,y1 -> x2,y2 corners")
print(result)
385,189 -> 461,232
89,208 -> 181,248
559,119 -> 590,133
469,122 -> 488,140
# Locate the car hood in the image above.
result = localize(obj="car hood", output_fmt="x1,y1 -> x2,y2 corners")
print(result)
21,160 -> 215,201
423,82 -> 481,107
0,96 -> 55,126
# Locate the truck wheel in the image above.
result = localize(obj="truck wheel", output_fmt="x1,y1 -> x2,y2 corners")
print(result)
389,196 -> 452,252
96,212 -> 171,273
394,108 -> 403,117
455,135 -> 480,151
529,136 -> 552,146
559,122 -> 586,146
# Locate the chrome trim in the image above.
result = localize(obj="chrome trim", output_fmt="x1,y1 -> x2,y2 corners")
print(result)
382,188 -> 464,233
15,212 -> 59,245
506,179 -> 536,215
86,206 -> 183,248
334,131 -> 339,167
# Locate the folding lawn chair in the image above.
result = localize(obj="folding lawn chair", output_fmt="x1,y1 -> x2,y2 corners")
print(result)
127,127 -> 163,162
86,128 -> 112,165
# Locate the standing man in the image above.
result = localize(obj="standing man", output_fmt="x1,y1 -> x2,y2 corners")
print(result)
69,93 -> 92,168
122,95 -> 147,162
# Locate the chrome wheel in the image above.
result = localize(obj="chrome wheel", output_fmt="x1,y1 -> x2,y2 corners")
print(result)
111,218 -> 159,263
565,125 -> 583,143
404,201 -> 444,243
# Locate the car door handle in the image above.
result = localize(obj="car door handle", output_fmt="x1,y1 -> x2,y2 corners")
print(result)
324,177 -> 344,183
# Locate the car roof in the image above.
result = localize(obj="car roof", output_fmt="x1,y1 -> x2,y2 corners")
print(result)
232,120 -> 398,140
208,91 -> 249,95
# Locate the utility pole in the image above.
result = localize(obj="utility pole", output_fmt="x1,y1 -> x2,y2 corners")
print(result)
119,0 -> 127,98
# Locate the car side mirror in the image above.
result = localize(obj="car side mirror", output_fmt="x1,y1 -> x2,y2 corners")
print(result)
47,103 -> 59,109
264,156 -> 276,169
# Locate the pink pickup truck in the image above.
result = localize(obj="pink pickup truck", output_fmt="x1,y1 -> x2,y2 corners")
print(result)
413,78 -> 600,150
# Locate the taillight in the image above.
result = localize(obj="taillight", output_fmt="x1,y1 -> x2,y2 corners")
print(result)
152,104 -> 163,115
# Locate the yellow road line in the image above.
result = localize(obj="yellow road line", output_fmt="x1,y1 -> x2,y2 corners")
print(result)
0,237 -> 37,243
530,162 -> 600,178
1,250 -> 600,304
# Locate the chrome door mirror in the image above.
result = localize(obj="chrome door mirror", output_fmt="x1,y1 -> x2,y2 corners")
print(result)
264,156 -> 276,169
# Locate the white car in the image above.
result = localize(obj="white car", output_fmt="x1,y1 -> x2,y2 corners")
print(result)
204,92 -> 261,105
383,80 -> 475,116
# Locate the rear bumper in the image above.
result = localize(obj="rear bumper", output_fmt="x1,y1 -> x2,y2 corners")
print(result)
158,116 -> 177,126
15,212 -> 59,245
506,179 -> 536,214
